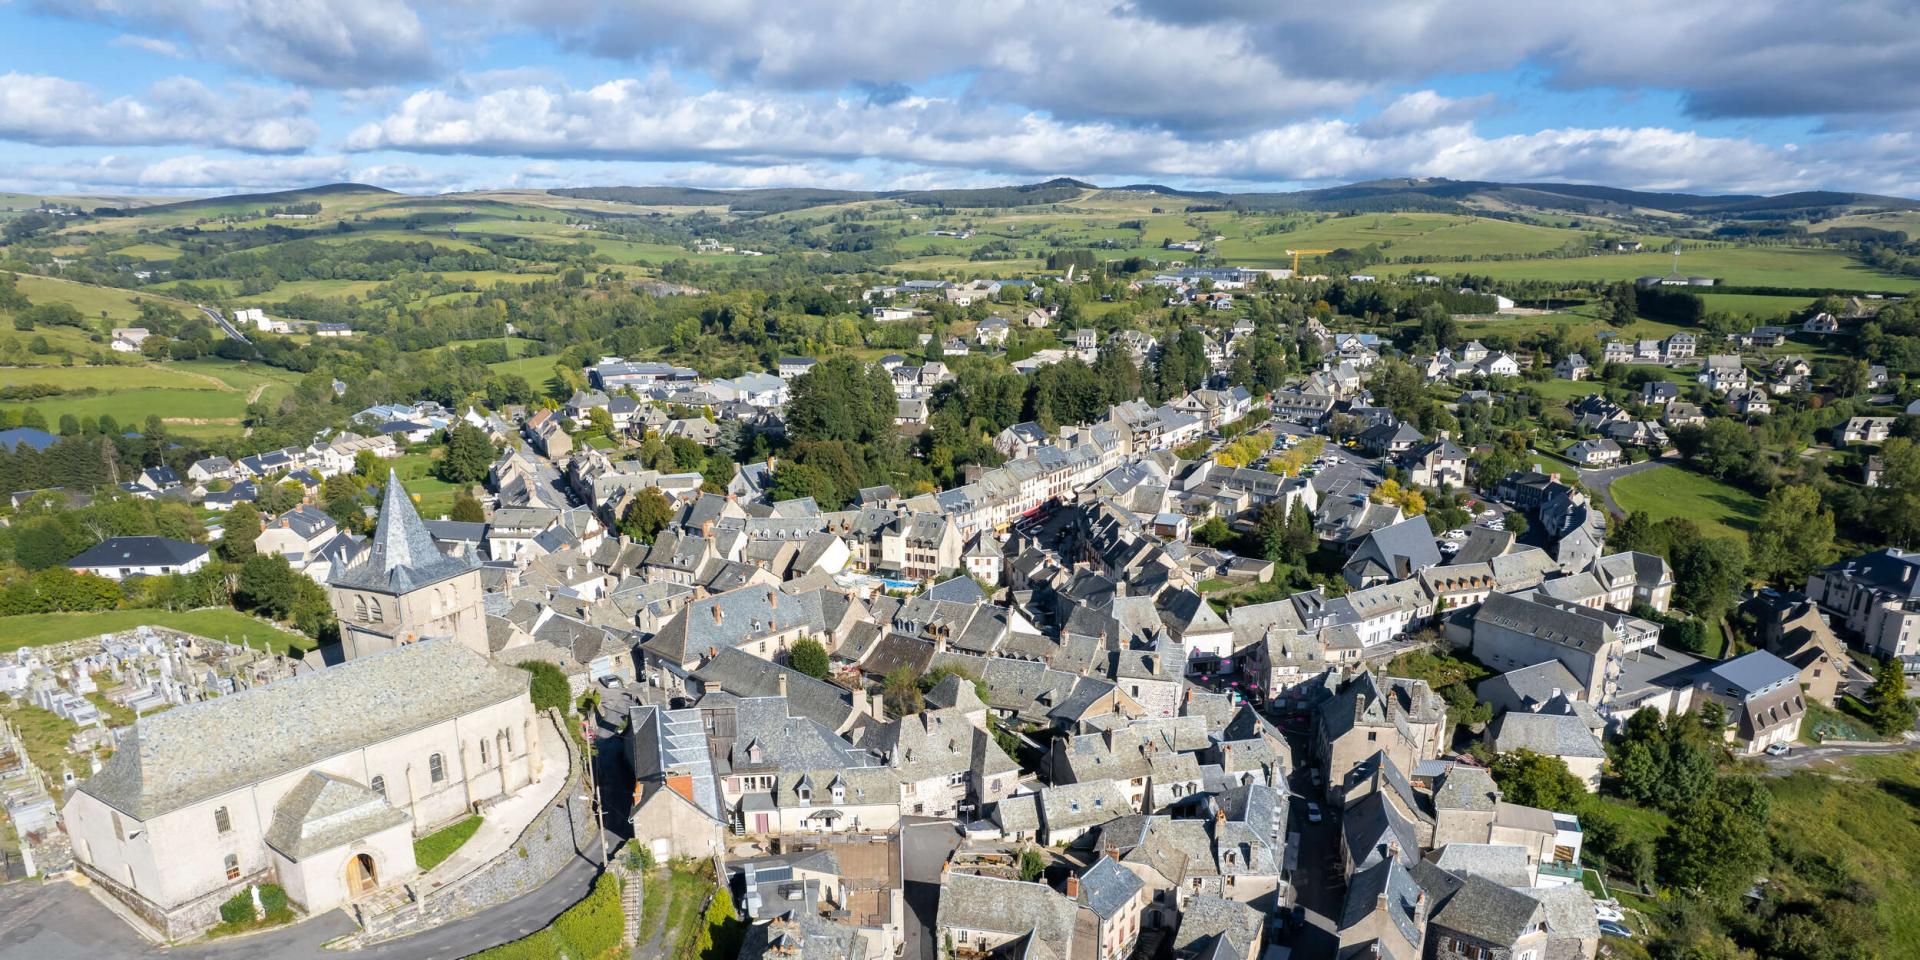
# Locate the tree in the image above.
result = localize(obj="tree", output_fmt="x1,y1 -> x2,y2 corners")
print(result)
1867,656 -> 1918,736
1659,783 -> 1770,900
220,501 -> 261,561
1489,749 -> 1586,811
439,422 -> 494,485
449,492 -> 486,523
234,554 -> 303,619
882,667 -> 923,716
1193,515 -> 1234,547
617,488 -> 673,544
1671,535 -> 1749,623
787,637 -> 830,679
1747,485 -> 1835,587
1018,846 -> 1046,883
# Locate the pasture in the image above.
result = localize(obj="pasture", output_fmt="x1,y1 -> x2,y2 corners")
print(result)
1384,245 -> 1919,291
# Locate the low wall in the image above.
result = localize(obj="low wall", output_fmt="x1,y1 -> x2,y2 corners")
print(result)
354,711 -> 593,944
78,861 -> 270,941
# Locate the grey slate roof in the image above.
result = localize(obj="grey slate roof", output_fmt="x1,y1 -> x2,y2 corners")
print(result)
935,873 -> 1077,948
78,637 -> 526,820
330,470 -> 477,593
67,536 -> 208,569
1489,711 -> 1606,759
264,771 -> 409,860
1426,871 -> 1545,946
1075,854 -> 1143,920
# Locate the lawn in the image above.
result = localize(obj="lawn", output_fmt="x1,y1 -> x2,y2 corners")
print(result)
0,700 -> 88,775
0,362 -> 226,391
0,608 -> 313,654
1607,466 -> 1764,539
390,449 -> 463,519
413,815 -> 483,871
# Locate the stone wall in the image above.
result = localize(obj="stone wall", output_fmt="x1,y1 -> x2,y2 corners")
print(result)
353,711 -> 594,944
77,860 -> 270,941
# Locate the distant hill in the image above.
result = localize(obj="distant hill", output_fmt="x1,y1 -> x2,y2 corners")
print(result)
550,176 -> 1917,220
125,182 -> 396,215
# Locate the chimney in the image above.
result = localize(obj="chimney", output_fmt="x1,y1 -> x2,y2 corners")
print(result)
778,672 -> 789,698
711,605 -> 724,625
1065,873 -> 1080,899
767,590 -> 778,609
702,520 -> 714,537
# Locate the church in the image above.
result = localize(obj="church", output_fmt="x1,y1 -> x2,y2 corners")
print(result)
63,474 -> 546,938
327,471 -> 489,659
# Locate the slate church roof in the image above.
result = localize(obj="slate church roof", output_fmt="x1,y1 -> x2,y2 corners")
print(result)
330,469 -> 477,594
77,638 -> 527,820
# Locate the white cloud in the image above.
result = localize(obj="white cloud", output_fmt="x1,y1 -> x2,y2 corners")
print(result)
109,34 -> 184,58
0,72 -> 317,152
344,77 -> 1920,195
0,153 -> 352,193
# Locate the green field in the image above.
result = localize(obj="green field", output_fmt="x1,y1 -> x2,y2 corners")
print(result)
1213,213 -> 1600,267
0,386 -> 250,430
6,272 -> 199,322
1386,246 -> 1920,291
0,362 -> 237,392
0,608 -> 313,654
1608,465 -> 1763,538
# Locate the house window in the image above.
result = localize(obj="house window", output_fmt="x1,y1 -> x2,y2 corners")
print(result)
224,854 -> 241,881
503,729 -> 513,753
429,753 -> 446,783
480,740 -> 489,764
214,806 -> 231,834
353,596 -> 367,620
1367,731 -> 1377,741
371,775 -> 386,797
368,597 -> 384,623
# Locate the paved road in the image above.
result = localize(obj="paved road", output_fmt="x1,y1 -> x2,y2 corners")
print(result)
899,819 -> 960,960
196,304 -> 250,345
1267,724 -> 1340,959
1758,739 -> 1920,775
0,842 -> 608,960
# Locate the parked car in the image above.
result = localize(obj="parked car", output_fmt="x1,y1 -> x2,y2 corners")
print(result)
1598,921 -> 1634,939
1305,802 -> 1324,823
1594,904 -> 1626,923
1765,742 -> 1791,757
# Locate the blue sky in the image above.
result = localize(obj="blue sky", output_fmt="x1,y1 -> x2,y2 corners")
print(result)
1,0 -> 1916,197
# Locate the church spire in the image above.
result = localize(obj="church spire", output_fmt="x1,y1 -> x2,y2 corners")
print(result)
330,469 -> 475,594
375,468 -> 424,572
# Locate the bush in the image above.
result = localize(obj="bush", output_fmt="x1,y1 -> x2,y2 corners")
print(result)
472,871 -> 624,960
218,890 -> 255,926
787,637 -> 830,679
518,660 -> 570,713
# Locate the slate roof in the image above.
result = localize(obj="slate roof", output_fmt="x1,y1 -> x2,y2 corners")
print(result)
935,873 -> 1077,948
330,470 -> 477,593
1489,711 -> 1606,759
78,637 -> 527,820
263,771 -> 409,861
1425,871 -> 1545,946
1075,854 -> 1143,920
67,536 -> 208,569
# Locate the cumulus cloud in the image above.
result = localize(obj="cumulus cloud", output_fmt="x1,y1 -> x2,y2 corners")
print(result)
343,77 -> 1920,195
33,0 -> 438,88
0,72 -> 317,152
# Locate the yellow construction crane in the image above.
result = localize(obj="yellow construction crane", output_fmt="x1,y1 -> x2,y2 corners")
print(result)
1285,249 -> 1333,275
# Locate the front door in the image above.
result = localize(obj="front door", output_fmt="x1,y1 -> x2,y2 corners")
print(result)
754,813 -> 769,834
346,853 -> 378,897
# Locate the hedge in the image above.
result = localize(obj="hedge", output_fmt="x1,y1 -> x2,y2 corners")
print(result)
470,871 -> 624,960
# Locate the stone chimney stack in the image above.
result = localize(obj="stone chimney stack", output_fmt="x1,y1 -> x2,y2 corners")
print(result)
777,671 -> 789,698
1065,873 -> 1080,899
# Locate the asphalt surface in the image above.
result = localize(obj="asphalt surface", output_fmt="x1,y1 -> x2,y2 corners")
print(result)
1757,738 -> 1920,775
197,304 -> 250,345
0,846 -> 608,960
1269,722 -> 1340,959
899,819 -> 961,960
